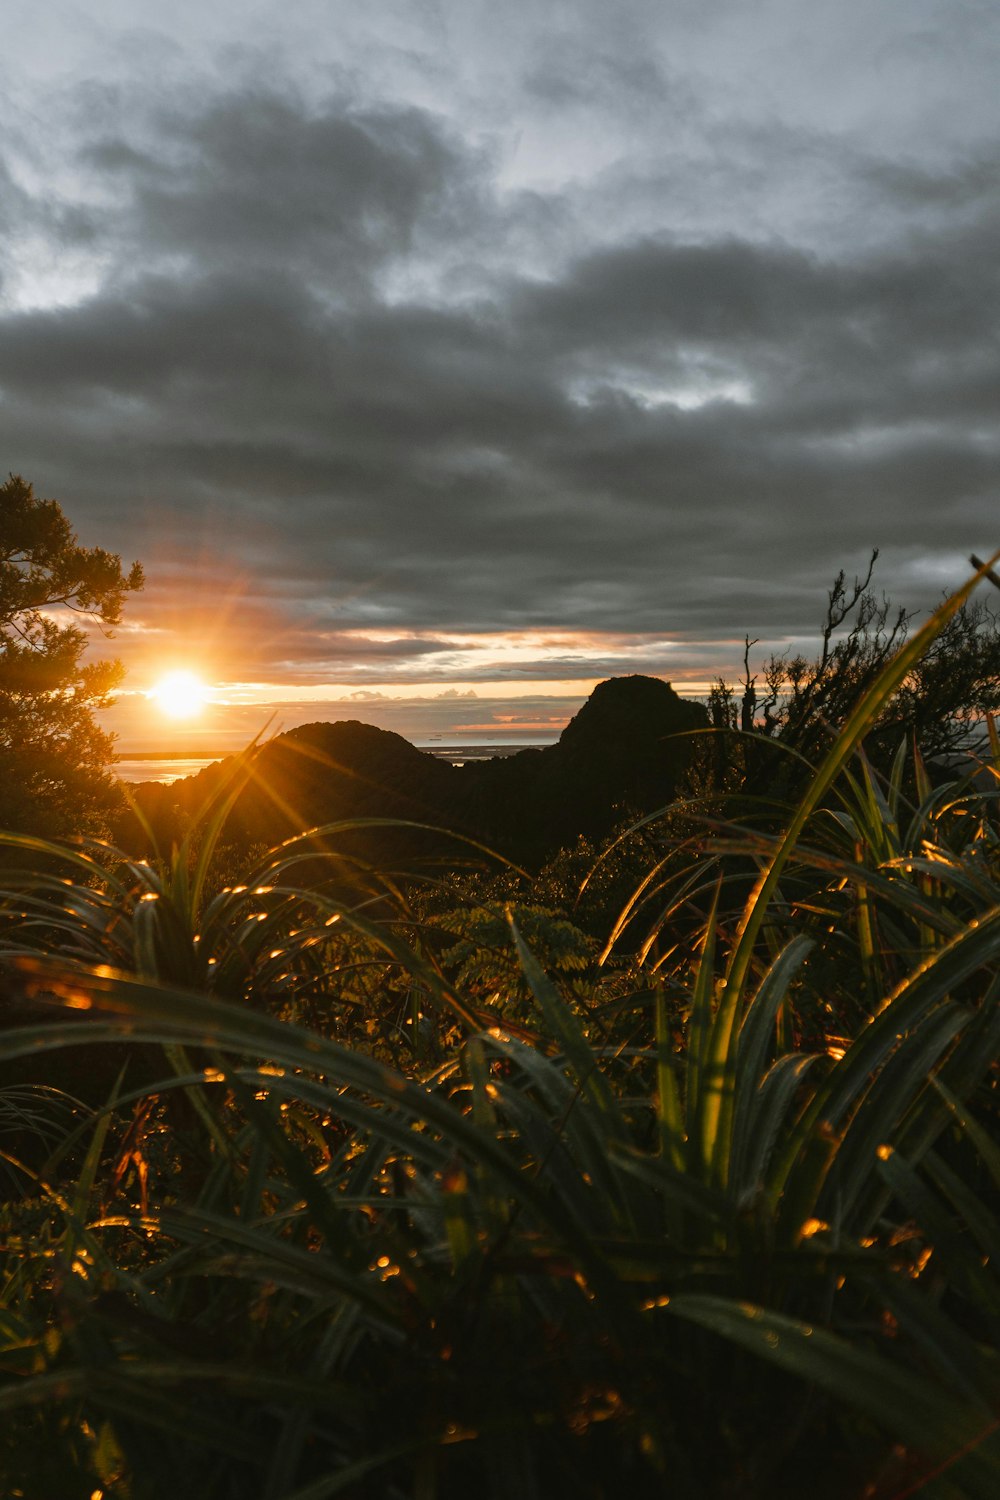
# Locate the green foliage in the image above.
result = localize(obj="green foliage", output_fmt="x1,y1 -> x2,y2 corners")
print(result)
0,754 -> 512,1091
0,552 -> 999,1494
0,474 -> 143,838
428,902 -> 596,1020
712,550 -> 1000,802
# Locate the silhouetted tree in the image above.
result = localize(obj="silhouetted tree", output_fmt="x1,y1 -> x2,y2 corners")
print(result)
0,474 -> 143,836
722,551 -> 1000,798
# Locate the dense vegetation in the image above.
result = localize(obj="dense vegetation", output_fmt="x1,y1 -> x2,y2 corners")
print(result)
0,474 -> 143,838
1,549 -> 1000,1497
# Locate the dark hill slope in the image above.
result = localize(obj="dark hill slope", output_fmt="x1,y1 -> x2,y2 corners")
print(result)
130,719 -> 460,866
453,676 -> 706,862
127,676 -> 706,867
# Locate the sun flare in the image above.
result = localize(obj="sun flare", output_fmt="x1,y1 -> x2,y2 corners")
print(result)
150,670 -> 208,720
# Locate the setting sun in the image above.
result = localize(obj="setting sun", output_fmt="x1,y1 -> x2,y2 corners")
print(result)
149,670 -> 208,719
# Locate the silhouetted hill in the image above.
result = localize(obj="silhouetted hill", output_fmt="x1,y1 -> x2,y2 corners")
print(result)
124,676 -> 707,868
453,676 -> 706,861
127,719 -> 459,868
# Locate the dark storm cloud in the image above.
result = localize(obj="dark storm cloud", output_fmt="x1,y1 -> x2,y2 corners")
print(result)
1,67 -> 997,683
81,91 -> 477,290
522,26 -> 676,118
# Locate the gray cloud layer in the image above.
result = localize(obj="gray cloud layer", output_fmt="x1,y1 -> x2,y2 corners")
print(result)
1,2 -> 997,692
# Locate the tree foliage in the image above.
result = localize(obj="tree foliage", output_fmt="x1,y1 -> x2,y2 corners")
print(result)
713,550 -> 1000,797
0,474 -> 143,836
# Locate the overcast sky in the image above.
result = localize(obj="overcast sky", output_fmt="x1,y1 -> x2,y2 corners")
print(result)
2,1 -> 998,744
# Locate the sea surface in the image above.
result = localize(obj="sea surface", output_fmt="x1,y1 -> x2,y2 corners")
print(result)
115,741 -> 556,783
115,757 -> 222,785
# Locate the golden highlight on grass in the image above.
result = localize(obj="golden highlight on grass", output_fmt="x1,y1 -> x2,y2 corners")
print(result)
0,555 -> 999,1497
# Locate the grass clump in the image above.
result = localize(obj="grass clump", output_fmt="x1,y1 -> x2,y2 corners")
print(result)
0,556 -> 999,1497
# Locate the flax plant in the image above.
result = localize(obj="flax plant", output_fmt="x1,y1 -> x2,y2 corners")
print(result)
0,554 -> 999,1496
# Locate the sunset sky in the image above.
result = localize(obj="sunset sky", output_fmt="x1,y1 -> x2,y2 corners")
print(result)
2,2 -> 997,748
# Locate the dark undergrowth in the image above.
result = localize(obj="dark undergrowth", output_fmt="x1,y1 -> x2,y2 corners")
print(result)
1,559 -> 1000,1498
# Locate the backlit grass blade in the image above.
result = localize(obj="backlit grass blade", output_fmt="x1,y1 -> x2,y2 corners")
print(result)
278,1442 -> 427,1500
876,1148 -> 999,1328
767,902 -> 1000,1208
725,548 -> 1000,1008
668,1294 -> 1000,1497
654,986 -> 684,1171
0,1365 -> 270,1463
726,934 -> 813,1191
683,882 -> 720,1172
0,956 -> 624,1291
922,1150 -> 1000,1273
811,1002 -> 968,1234
733,1052 -> 822,1200
932,1077 -> 1000,1189
508,914 -> 627,1136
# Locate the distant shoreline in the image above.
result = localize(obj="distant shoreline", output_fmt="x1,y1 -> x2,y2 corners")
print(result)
117,739 -> 557,762
114,740 -> 557,783
116,750 -> 234,761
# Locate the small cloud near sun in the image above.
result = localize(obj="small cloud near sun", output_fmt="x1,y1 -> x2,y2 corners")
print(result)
149,670 -> 209,720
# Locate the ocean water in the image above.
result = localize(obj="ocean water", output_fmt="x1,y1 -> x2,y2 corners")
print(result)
420,741 -> 551,765
115,757 -> 221,785
115,740 -> 557,784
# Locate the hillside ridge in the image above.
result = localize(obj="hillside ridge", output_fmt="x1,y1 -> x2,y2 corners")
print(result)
126,675 -> 706,866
